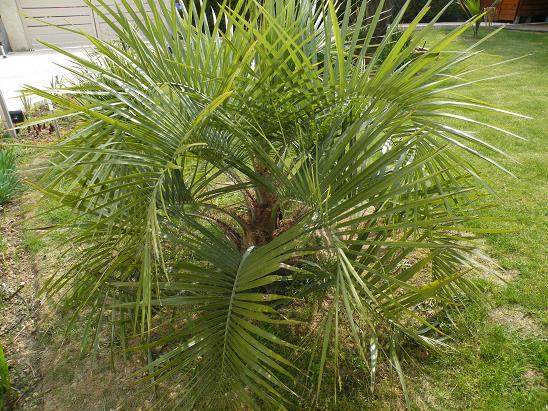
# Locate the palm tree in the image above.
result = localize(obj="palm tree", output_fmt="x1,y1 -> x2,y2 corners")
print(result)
458,0 -> 482,36
458,0 -> 501,36
26,0 -> 522,408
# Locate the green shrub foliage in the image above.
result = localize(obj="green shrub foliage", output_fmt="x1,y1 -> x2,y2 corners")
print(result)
27,0 -> 520,408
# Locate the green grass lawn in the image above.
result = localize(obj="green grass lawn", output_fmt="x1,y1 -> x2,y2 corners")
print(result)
401,28 -> 548,411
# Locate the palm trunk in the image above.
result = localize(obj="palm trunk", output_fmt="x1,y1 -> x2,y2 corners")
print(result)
248,187 -> 276,246
242,166 -> 277,249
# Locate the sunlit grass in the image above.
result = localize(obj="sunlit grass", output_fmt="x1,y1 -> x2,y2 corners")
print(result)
404,28 -> 548,410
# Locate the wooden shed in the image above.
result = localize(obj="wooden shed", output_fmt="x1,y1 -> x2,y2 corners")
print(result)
483,0 -> 548,23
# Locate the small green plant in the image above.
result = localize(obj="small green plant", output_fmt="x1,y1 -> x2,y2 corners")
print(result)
0,148 -> 18,204
0,124 -> 6,139
22,231 -> 45,255
19,94 -> 33,117
0,344 -> 12,411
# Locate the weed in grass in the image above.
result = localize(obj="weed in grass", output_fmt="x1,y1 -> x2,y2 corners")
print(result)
0,344 -> 12,411
0,148 -> 18,205
21,231 -> 45,256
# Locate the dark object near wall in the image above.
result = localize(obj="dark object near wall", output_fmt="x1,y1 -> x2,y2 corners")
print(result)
393,0 -> 468,23
9,110 -> 25,124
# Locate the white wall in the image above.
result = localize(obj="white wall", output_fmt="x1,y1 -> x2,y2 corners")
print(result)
0,0 -> 30,51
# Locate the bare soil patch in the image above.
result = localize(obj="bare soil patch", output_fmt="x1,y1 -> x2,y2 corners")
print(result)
523,368 -> 545,387
0,191 -> 43,409
1,190 -> 154,410
489,306 -> 546,339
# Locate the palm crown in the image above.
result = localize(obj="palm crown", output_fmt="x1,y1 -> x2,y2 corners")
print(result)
26,0 -> 523,408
